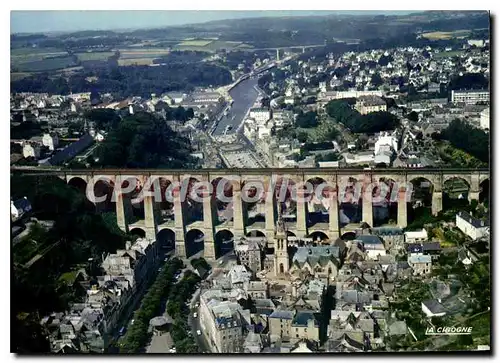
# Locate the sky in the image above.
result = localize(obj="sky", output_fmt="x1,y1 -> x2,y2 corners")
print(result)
10,10 -> 418,34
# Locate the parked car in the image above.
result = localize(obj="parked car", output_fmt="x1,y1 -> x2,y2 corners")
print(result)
193,312 -> 198,318
197,330 -> 202,336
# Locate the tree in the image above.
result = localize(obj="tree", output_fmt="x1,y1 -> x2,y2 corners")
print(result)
296,131 -> 308,143
371,73 -> 383,87
407,111 -> 419,122
96,112 -> 198,169
295,110 -> 318,128
442,119 -> 489,163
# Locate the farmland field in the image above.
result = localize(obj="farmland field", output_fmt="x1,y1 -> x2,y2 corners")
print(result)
11,72 -> 32,81
421,29 -> 472,40
178,39 -> 213,47
11,47 -> 69,65
14,56 -> 78,72
173,40 -> 249,52
75,52 -> 114,61
118,48 -> 171,59
118,58 -> 154,66
433,50 -> 465,59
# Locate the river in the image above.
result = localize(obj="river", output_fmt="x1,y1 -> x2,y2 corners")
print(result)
213,77 -> 260,136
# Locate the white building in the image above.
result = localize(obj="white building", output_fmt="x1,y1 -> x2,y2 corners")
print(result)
468,39 -> 485,47
249,108 -> 270,124
375,133 -> 398,154
456,211 -> 490,240
404,229 -> 428,244
199,290 -> 250,353
11,197 -> 32,221
451,90 -> 489,105
23,143 -> 41,159
42,133 -> 59,151
343,151 -> 374,166
354,96 -> 387,115
328,90 -> 383,100
480,108 -> 490,130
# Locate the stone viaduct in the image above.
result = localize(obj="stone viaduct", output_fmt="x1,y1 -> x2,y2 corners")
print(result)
12,167 -> 489,260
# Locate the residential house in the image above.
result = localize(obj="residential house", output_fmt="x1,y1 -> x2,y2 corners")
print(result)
42,133 -> 59,151
23,142 -> 41,159
290,311 -> 320,344
371,227 -> 405,253
11,196 -> 32,221
289,246 -> 340,281
354,235 -> 386,260
456,211 -> 490,240
421,299 -> 446,318
268,310 -> 295,342
404,229 -> 428,244
408,254 -> 432,276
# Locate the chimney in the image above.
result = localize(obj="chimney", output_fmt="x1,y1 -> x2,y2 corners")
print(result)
125,241 -> 132,250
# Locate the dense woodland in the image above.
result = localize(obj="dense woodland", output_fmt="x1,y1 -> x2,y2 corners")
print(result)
11,62 -> 232,98
325,98 -> 400,133
95,112 -> 198,169
440,119 -> 490,163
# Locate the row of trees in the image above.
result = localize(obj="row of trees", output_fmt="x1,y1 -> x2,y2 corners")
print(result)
165,270 -> 202,353
119,258 -> 184,353
325,99 -> 400,133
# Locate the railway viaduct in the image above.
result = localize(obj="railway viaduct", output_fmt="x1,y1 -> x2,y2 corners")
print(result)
12,167 -> 490,260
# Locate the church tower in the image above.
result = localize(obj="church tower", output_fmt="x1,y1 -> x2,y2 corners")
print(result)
274,203 -> 289,276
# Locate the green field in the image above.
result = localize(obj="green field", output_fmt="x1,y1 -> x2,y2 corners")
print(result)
76,52 -> 114,61
118,48 -> 171,59
11,47 -> 69,66
11,72 -> 32,81
173,39 -> 250,53
434,50 -> 465,59
178,39 -> 213,47
15,56 -> 78,72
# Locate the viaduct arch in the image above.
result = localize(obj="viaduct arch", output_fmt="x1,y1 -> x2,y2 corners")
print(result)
14,167 -> 489,261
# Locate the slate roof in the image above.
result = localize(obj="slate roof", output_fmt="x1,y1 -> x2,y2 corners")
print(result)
327,333 -> 365,352
422,299 -> 446,315
457,211 -> 489,228
46,134 -> 94,166
269,310 -> 294,320
293,246 -> 340,262
388,321 -> 407,336
292,311 -> 318,327
372,227 -> 404,236
422,242 -> 441,252
355,235 -> 383,245
408,254 -> 432,264
407,244 -> 424,254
